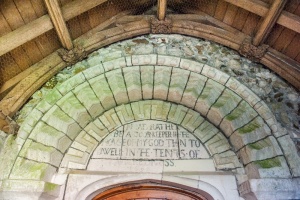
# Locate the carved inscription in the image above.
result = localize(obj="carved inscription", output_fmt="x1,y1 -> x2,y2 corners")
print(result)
93,121 -> 210,160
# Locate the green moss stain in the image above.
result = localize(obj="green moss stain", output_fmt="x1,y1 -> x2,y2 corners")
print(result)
248,139 -> 271,150
225,101 -> 247,121
255,157 -> 281,168
44,183 -> 58,192
238,120 -> 261,134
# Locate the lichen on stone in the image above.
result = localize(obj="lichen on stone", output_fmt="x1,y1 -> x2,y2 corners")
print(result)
254,157 -> 282,168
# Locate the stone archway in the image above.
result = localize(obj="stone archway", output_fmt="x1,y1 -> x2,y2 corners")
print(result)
1,49 -> 300,199
86,181 -> 213,200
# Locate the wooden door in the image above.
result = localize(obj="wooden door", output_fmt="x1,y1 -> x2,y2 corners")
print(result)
93,183 -> 207,200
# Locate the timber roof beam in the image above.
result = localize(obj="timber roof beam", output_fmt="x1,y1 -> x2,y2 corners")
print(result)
44,0 -> 73,50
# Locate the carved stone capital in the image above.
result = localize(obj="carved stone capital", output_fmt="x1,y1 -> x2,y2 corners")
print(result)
239,38 -> 269,62
150,17 -> 172,34
58,45 -> 87,65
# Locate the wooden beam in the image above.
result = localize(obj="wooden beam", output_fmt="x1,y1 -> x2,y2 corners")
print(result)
223,0 -> 300,34
0,11 -> 134,96
253,0 -> 287,46
157,0 -> 167,20
0,0 -> 108,56
44,0 -> 73,50
61,0 -> 108,21
0,15 -> 53,56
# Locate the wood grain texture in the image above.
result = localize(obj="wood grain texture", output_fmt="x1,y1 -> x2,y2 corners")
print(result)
214,0 -> 228,21
223,3 -> 238,25
157,0 -> 167,20
232,8 -> 249,31
253,0 -> 287,45
44,0 -> 73,49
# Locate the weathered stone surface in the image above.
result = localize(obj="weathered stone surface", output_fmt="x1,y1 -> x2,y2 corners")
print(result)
168,68 -> 190,103
207,89 -> 241,126
195,79 -> 224,116
226,78 -> 261,107
193,121 -> 219,143
151,100 -> 171,121
88,74 -> 116,110
181,109 -> 204,133
10,157 -> 56,181
35,89 -> 62,114
205,134 -> 231,155
140,65 -> 154,99
84,120 -> 108,142
0,135 -> 19,180
123,66 -> 142,102
220,101 -> 258,137
230,116 -> 271,151
131,101 -> 152,120
102,57 -> 126,72
99,109 -> 122,132
157,55 -> 181,67
22,109 -> 43,129
56,73 -> 86,95
0,179 -> 60,198
181,72 -> 207,108
19,140 -> 63,167
202,64 -> 230,85
42,105 -> 81,140
254,101 -> 278,132
29,121 -> 71,153
57,92 -> 92,127
247,178 -> 300,200
245,156 -> 291,178
105,69 -> 129,105
115,104 -> 135,125
238,136 -> 283,165
278,135 -> 300,177
132,54 -> 157,66
83,64 -> 105,80
86,55 -> 102,67
167,104 -> 188,125
73,82 -> 104,118
213,150 -> 242,170
60,147 -> 90,169
154,66 -> 172,100
180,59 -> 203,73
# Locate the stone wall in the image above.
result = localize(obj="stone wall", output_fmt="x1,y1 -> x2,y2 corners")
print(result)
1,34 -> 299,200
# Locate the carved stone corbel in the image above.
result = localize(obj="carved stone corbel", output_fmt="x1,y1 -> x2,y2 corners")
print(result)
0,111 -> 19,135
239,38 -> 269,62
150,17 -> 173,34
58,45 -> 87,65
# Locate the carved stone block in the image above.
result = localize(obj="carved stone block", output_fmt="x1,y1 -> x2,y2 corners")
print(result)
150,17 -> 172,34
239,38 -> 269,62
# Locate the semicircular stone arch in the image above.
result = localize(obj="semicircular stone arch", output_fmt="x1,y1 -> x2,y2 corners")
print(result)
3,53 -> 300,199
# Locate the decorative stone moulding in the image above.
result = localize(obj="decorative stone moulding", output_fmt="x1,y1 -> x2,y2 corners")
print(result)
150,17 -> 173,34
0,38 -> 299,200
239,38 -> 269,62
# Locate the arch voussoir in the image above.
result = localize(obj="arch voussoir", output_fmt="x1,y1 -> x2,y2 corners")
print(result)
7,53 -> 298,190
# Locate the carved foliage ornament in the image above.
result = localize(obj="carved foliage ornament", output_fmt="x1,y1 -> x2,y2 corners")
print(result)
239,38 -> 269,62
150,17 -> 172,34
58,46 -> 87,65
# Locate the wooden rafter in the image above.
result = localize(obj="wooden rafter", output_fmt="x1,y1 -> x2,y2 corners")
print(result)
253,0 -> 287,46
0,0 -> 108,56
157,0 -> 167,20
224,0 -> 300,34
44,0 -> 73,50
